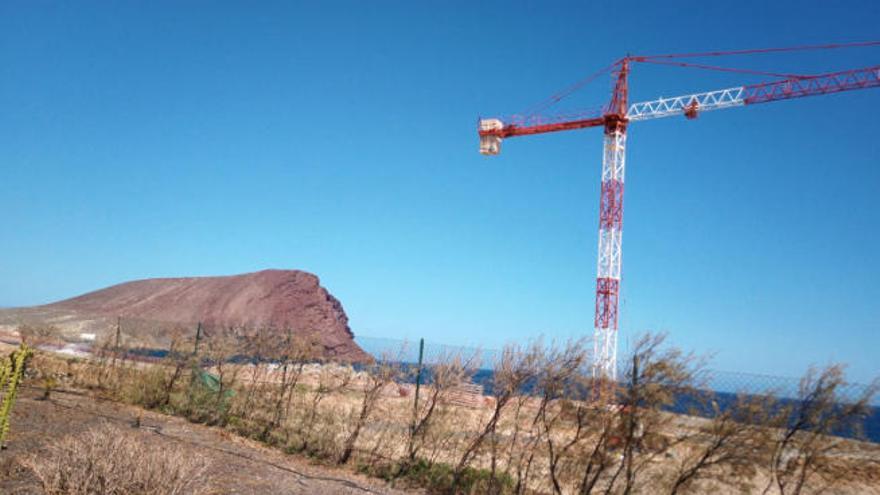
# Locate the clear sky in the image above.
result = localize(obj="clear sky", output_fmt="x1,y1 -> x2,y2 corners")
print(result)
2,2 -> 878,382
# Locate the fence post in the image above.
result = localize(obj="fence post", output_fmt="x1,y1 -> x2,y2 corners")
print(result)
188,322 -> 203,390
111,316 -> 122,367
193,321 -> 202,356
412,338 -> 425,422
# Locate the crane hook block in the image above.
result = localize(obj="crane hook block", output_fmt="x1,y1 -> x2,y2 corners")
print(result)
479,118 -> 504,155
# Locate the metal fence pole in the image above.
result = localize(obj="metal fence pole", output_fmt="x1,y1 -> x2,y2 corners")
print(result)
189,322 -> 203,389
110,316 -> 123,367
193,321 -> 202,356
412,338 -> 425,423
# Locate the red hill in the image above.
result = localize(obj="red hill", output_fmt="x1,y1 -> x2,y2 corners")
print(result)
15,269 -> 370,363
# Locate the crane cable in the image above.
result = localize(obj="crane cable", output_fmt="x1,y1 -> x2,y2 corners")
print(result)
519,41 -> 880,118
521,59 -> 621,117
635,40 -> 880,60
633,59 -> 805,79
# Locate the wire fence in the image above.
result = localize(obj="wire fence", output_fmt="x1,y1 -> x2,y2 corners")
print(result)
354,335 -> 880,444
354,335 -> 879,406
7,314 -> 875,406
9,313 -> 875,405
6,316 -> 878,442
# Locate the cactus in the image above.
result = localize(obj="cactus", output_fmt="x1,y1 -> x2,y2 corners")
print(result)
0,343 -> 32,447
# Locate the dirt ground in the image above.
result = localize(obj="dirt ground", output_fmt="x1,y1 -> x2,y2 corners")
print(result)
0,385 -> 421,495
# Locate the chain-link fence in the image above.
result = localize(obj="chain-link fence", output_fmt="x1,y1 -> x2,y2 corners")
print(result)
7,316 -> 878,442
354,334 -> 880,444
9,316 -> 876,406
355,335 -> 877,402
14,316 -> 876,406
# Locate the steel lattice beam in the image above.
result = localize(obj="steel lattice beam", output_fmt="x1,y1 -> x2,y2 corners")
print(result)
627,65 -> 880,122
593,126 -> 626,381
627,87 -> 746,121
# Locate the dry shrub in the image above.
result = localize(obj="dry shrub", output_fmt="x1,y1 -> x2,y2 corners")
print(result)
23,327 -> 880,495
339,357 -> 403,464
254,329 -> 319,439
761,365 -> 880,495
287,364 -> 353,456
406,348 -> 480,465
453,341 -> 543,492
17,324 -> 60,347
116,365 -> 169,409
23,423 -> 212,495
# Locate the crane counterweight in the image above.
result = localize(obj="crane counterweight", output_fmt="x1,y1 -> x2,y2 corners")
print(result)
479,119 -> 504,155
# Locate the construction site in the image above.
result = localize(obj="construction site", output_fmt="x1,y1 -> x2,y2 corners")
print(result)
1,3 -> 879,494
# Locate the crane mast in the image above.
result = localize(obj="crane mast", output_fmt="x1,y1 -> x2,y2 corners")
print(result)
593,60 -> 629,382
478,50 -> 879,386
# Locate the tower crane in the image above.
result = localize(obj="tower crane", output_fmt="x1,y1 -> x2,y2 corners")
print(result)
477,42 -> 880,383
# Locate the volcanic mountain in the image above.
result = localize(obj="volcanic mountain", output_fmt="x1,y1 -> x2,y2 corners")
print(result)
0,269 -> 370,362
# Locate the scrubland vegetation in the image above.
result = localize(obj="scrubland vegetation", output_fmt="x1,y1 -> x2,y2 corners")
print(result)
22,424 -> 212,495
12,326 -> 880,494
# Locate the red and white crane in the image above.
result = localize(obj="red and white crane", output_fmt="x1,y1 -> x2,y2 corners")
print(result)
477,42 -> 880,382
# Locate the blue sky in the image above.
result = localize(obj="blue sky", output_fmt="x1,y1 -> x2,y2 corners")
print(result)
2,1 -> 878,382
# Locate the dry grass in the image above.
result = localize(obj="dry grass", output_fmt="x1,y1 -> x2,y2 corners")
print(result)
18,330 -> 880,495
22,423 -> 213,495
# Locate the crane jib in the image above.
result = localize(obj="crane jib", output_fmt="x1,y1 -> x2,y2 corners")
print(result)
479,65 -> 880,141
626,64 -> 880,121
